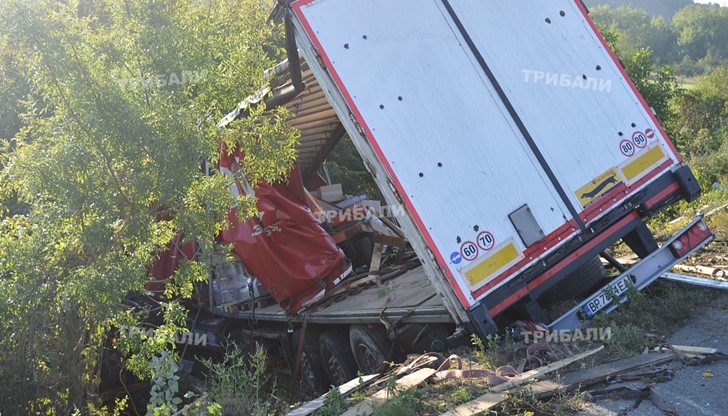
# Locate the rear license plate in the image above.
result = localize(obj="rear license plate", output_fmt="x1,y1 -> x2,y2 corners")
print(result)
583,275 -> 632,318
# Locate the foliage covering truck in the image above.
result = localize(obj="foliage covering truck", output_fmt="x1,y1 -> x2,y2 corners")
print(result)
152,0 -> 714,390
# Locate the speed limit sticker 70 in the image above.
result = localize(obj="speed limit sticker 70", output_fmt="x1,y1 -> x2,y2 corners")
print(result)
477,231 -> 495,251
460,241 -> 479,261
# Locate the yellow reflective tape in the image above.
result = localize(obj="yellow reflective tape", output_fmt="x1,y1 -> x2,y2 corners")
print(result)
620,145 -> 667,182
464,241 -> 521,288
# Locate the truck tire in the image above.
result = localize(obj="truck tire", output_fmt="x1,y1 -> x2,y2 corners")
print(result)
349,324 -> 393,374
319,329 -> 358,387
293,328 -> 329,393
542,255 -> 606,303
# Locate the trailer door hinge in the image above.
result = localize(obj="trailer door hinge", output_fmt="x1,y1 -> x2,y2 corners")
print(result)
425,247 -> 437,264
387,180 -> 402,203
349,112 -> 366,137
364,160 -> 377,179
315,52 -> 326,70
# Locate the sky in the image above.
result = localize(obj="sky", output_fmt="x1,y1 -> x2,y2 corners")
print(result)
693,0 -> 728,6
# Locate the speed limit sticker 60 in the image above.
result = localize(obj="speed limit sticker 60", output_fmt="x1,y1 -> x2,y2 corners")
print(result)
460,241 -> 479,261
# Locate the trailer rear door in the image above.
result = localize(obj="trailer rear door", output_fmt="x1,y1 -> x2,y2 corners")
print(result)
443,1 -> 681,222
290,0 -> 682,312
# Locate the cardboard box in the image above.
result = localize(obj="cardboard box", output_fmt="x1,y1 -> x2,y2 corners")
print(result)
317,183 -> 344,202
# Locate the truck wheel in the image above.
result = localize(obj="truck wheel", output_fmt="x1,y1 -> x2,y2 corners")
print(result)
349,324 -> 393,374
542,255 -> 606,303
319,329 -> 358,387
293,328 -> 329,393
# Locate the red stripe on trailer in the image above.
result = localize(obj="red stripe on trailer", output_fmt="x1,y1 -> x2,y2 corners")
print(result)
488,211 -> 640,316
471,221 -> 578,299
572,0 -> 682,163
291,0 -> 473,308
488,287 -> 529,317
526,212 -> 639,290
644,182 -> 680,209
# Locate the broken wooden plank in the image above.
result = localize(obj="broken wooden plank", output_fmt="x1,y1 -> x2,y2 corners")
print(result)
286,374 -> 379,416
664,344 -> 689,363
376,214 -> 406,239
444,350 -> 675,416
614,254 -> 639,266
172,394 -> 208,416
341,368 -> 436,416
444,392 -> 506,416
672,264 -> 727,278
653,344 -> 719,359
368,242 -> 384,279
531,351 -> 677,398
371,232 -> 407,249
663,345 -> 719,355
490,345 -> 604,393
706,202 -> 728,217
442,345 -> 604,416
586,386 -> 677,415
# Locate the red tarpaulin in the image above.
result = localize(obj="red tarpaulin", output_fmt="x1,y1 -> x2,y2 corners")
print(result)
216,149 -> 350,314
146,235 -> 197,295
148,149 -> 349,314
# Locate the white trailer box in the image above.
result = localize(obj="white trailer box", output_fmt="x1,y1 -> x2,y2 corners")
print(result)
285,0 -> 709,333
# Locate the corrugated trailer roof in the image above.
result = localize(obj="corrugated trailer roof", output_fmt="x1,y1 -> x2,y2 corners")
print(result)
218,59 -> 345,180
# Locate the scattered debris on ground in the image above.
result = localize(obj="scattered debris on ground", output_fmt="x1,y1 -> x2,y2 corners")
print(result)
284,339 -> 727,416
281,267 -> 728,416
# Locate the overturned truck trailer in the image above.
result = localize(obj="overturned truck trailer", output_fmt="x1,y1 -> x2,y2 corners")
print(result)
172,0 -> 714,390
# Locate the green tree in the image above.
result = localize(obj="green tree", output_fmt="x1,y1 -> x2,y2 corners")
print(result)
584,0 -> 691,21
624,49 -> 680,124
0,38 -> 30,142
645,16 -> 678,63
325,136 -> 381,200
0,0 -> 296,414
590,5 -> 652,55
0,30 -> 35,216
671,4 -> 728,61
594,24 -> 681,127
589,5 -> 678,63
673,67 -> 728,135
672,68 -> 728,183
